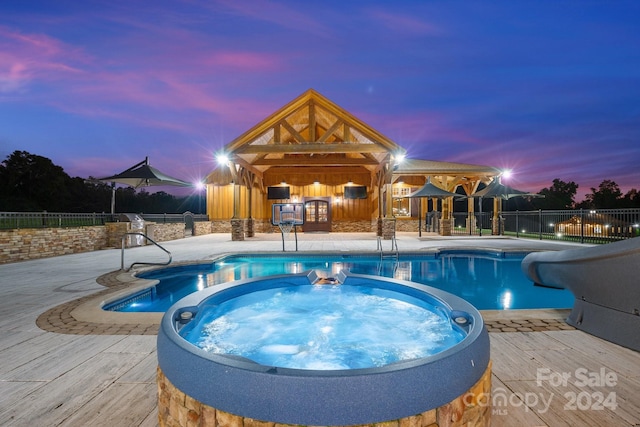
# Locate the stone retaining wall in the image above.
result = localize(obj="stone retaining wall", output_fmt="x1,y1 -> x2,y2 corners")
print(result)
331,219 -> 373,233
395,218 -> 420,232
194,222 -> 212,236
157,362 -> 492,427
0,218 -> 410,264
211,220 -> 232,234
0,226 -> 108,264
150,223 -> 185,242
1,221 -> 186,264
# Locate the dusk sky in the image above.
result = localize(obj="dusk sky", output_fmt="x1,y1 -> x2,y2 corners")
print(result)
1,1 -> 638,200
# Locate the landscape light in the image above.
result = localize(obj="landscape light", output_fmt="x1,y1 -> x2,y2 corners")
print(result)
501,169 -> 512,180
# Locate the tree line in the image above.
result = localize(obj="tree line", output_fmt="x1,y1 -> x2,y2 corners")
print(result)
1,150 -> 638,213
0,151 -> 204,214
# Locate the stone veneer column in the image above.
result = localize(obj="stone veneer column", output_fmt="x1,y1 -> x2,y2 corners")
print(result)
466,217 -> 478,235
230,219 -> 245,241
105,222 -> 129,247
376,218 -> 383,237
245,218 -> 254,237
157,361 -> 492,427
381,218 -> 396,240
491,218 -> 502,235
440,218 -> 452,236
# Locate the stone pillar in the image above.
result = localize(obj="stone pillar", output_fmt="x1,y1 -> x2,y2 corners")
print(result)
231,218 -> 245,241
492,217 -> 503,235
376,218 -> 383,237
440,218 -> 452,236
105,222 -> 129,248
246,218 -> 254,237
381,218 -> 396,240
492,198 -> 502,235
466,217 -> 477,235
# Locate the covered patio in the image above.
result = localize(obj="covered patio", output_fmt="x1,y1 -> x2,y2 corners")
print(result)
204,89 -> 502,239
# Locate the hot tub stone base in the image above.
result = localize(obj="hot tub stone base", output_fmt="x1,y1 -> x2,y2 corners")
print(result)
157,362 -> 492,427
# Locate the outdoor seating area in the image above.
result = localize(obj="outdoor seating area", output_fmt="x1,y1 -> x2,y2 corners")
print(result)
1,232 -> 639,426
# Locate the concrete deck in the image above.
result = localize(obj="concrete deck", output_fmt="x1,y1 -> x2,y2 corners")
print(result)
0,232 -> 638,426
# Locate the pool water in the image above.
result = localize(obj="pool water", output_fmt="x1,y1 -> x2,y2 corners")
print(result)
179,283 -> 465,370
106,252 -> 575,312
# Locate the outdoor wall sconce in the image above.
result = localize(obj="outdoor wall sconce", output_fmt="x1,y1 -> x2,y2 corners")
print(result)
215,153 -> 229,166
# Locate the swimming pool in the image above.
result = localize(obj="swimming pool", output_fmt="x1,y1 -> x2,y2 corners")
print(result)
105,250 -> 574,312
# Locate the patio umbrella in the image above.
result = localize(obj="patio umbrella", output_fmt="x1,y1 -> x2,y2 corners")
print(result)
470,177 -> 543,235
405,177 -> 460,199
98,157 -> 192,213
471,178 -> 542,200
98,157 -> 191,189
398,178 -> 460,236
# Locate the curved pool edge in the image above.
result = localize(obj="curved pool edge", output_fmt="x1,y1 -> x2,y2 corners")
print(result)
157,270 -> 491,426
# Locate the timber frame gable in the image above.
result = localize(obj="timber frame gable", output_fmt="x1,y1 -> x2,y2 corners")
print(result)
209,88 -> 404,191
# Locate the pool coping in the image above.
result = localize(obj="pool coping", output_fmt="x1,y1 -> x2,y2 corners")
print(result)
36,250 -> 575,336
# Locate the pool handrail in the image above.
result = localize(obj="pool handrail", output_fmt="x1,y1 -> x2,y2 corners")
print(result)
121,232 -> 172,271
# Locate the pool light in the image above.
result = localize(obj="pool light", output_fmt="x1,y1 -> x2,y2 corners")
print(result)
500,290 -> 513,309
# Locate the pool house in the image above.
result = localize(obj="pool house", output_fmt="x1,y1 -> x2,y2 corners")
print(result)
204,89 -> 502,240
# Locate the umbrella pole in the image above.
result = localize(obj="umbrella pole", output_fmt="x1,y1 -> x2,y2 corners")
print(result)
110,183 -> 116,215
479,197 -> 483,237
418,202 -> 422,237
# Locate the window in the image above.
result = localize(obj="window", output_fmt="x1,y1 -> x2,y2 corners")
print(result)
392,187 -> 412,217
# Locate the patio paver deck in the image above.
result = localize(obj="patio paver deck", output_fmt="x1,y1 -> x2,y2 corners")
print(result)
0,232 -> 638,426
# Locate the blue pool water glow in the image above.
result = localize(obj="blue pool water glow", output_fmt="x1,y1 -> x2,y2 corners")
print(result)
106,251 -> 574,312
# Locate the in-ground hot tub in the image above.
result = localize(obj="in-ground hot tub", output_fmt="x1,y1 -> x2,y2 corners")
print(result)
157,270 -> 491,426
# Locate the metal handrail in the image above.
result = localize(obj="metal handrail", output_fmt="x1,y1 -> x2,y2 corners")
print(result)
121,232 -> 172,271
377,235 -> 399,260
377,235 -> 399,275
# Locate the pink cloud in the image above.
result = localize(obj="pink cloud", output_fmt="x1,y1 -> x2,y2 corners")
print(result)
0,25 -> 87,93
365,9 -> 441,36
203,51 -> 280,71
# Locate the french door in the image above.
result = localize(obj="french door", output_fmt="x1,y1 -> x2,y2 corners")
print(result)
303,198 -> 331,232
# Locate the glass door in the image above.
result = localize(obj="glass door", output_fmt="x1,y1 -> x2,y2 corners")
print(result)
303,198 -> 331,232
